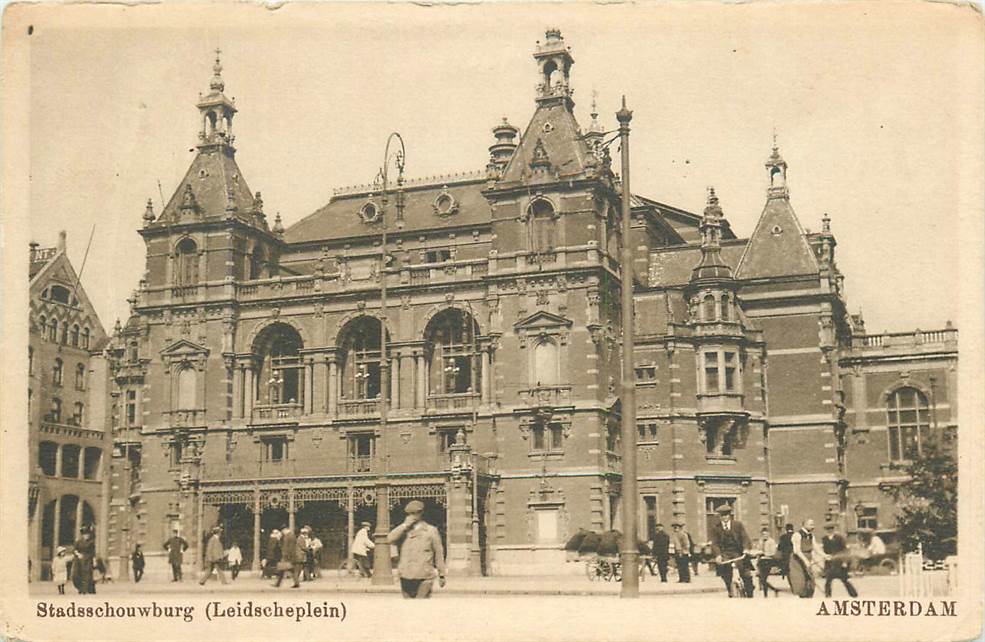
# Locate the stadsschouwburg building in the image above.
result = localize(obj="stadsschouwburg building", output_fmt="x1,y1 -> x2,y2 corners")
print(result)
94,30 -> 957,577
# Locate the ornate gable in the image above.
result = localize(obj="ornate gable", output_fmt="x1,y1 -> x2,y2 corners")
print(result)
160,338 -> 210,366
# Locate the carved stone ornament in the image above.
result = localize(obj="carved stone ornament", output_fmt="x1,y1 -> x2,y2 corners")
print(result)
432,188 -> 459,217
358,199 -> 381,224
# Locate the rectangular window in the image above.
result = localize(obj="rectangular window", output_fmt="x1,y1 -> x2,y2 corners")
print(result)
549,423 -> 564,451
438,429 -> 459,453
263,437 -> 288,463
348,433 -> 375,472
533,425 -> 545,451
532,422 -> 564,452
635,366 -> 656,383
425,249 -> 452,264
170,440 -> 183,468
704,352 -> 719,392
643,495 -> 658,542
723,352 -> 737,391
857,506 -> 878,531
638,422 -> 658,442
126,390 -> 137,426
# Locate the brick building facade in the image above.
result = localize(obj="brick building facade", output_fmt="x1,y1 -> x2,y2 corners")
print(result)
28,234 -> 111,580
88,31 -> 957,577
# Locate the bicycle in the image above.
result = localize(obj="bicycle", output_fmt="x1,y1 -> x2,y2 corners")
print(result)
719,551 -> 757,598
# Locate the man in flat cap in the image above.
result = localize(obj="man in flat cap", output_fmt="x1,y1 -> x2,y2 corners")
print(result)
709,504 -> 754,597
387,500 -> 446,598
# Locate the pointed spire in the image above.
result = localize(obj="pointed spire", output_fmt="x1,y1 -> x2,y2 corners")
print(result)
210,47 -> 225,93
533,29 -> 575,109
143,198 -> 156,226
690,186 -> 732,283
273,212 -> 284,238
765,134 -> 789,199
588,89 -> 603,134
821,212 -> 831,234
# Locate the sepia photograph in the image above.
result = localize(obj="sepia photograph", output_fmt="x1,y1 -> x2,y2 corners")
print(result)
1,2 -> 982,640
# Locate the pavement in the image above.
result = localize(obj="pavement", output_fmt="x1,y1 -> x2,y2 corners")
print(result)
29,570 -> 902,599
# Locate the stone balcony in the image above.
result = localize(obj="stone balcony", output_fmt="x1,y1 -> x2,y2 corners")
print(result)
163,408 -> 207,428
251,403 -> 302,425
427,392 -> 481,413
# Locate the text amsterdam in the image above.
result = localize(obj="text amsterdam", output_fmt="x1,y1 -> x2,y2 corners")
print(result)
816,600 -> 956,617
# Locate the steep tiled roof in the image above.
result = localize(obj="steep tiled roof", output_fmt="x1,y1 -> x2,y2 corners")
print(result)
500,101 -> 594,183
734,195 -> 820,280
650,241 -> 747,287
285,176 -> 490,244
156,147 -> 257,224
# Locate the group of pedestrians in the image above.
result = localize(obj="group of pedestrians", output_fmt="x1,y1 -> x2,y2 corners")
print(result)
262,524 -> 324,588
644,521 -> 699,583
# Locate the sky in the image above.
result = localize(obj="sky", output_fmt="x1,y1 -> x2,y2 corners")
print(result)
18,2 -> 982,334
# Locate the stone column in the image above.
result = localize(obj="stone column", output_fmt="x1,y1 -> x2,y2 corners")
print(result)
288,488 -> 296,532
252,486 -> 261,572
328,359 -> 338,417
304,361 -> 314,414
446,476 -> 472,576
244,367 -> 255,419
74,499 -> 84,538
233,366 -> 243,419
314,357 -> 328,414
390,355 -> 400,411
55,445 -> 63,479
415,353 -> 427,409
481,349 -> 490,404
52,496 -> 62,549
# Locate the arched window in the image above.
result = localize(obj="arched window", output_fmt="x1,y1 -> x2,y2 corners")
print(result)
38,441 -> 58,476
249,246 -> 265,280
38,315 -> 46,336
424,309 -> 480,396
887,387 -> 930,462
721,295 -> 731,322
81,327 -> 90,350
71,324 -> 80,347
60,322 -> 68,345
338,318 -> 385,401
48,318 -> 58,342
532,338 -> 560,386
176,366 -> 197,409
52,358 -> 63,386
50,398 -> 62,423
175,238 -> 199,285
75,363 -> 86,390
72,402 -> 84,426
57,495 -> 80,544
83,447 -> 101,480
703,294 -> 716,321
129,342 -> 139,363
529,199 -> 557,253
253,323 -> 305,406
50,285 -> 71,304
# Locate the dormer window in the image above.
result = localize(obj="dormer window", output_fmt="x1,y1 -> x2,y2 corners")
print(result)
703,294 -> 716,321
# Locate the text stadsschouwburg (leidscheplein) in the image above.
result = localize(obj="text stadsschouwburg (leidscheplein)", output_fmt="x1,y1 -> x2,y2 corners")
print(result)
36,600 -> 346,623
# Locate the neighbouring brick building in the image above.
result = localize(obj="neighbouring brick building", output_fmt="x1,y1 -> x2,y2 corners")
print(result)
28,233 -> 111,580
90,30 -> 957,578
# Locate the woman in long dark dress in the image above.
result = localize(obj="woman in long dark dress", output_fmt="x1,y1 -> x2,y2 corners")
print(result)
72,526 -> 96,594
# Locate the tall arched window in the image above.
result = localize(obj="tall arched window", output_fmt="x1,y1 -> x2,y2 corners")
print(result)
81,327 -> 90,350
529,199 -> 557,253
52,358 -> 63,386
249,246 -> 265,280
887,387 -> 930,462
48,318 -> 58,342
60,323 -> 68,345
38,441 -> 58,476
75,363 -> 86,390
38,315 -> 46,337
71,324 -> 80,347
50,398 -> 62,423
424,309 -> 480,396
175,238 -> 199,285
532,338 -> 560,386
177,367 -> 197,409
703,294 -> 716,321
338,318 -> 386,401
254,323 -> 305,405
72,402 -> 84,426
721,295 -> 731,322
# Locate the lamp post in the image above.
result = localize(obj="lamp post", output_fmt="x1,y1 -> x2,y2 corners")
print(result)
371,132 -> 405,585
616,96 -> 639,598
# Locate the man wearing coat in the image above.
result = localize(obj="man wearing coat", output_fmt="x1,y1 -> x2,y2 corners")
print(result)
670,523 -> 691,583
198,527 -> 228,586
709,504 -> 754,597
650,524 -> 671,582
275,524 -> 302,588
387,500 -> 447,598
163,528 -> 188,582
131,544 -> 145,583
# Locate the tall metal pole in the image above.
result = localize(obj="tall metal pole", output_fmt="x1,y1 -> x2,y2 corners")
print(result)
616,96 -> 639,598
372,132 -> 405,585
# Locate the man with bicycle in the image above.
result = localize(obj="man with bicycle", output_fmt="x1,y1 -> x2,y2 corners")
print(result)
709,504 -> 755,598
